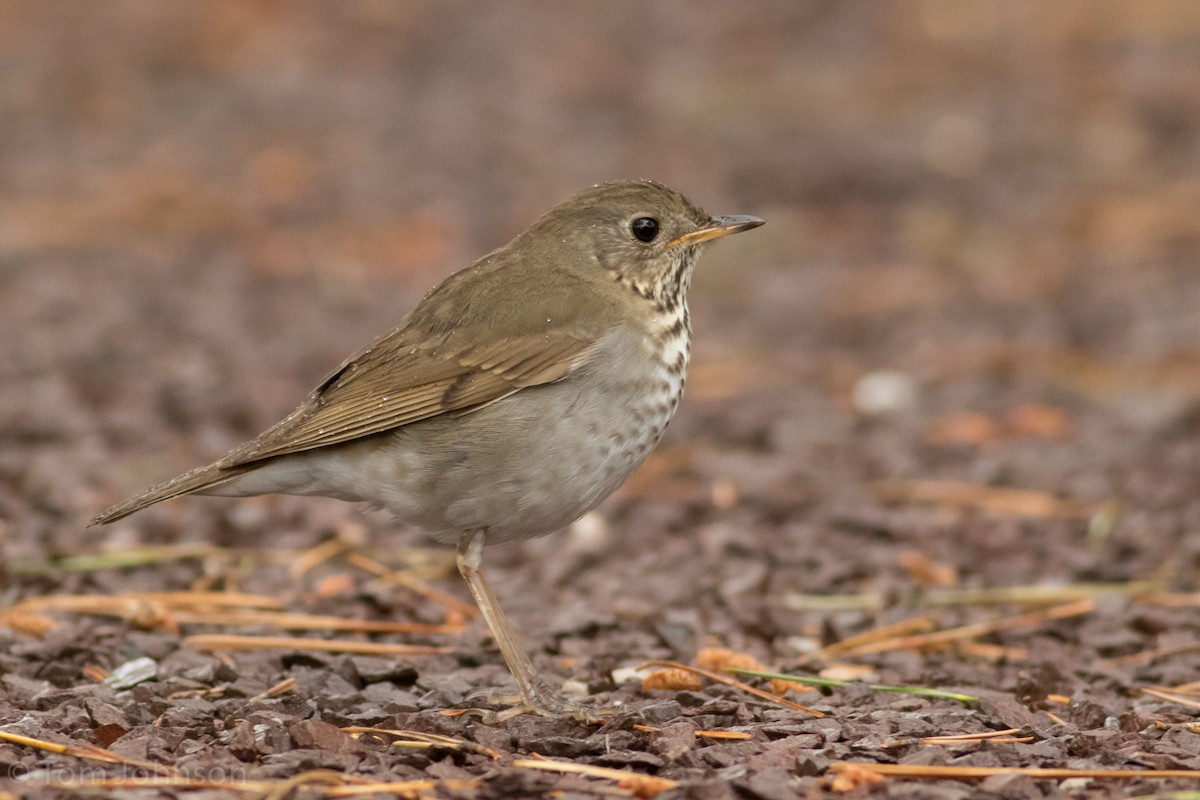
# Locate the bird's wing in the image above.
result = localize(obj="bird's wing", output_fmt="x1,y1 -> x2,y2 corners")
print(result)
216,327 -> 596,467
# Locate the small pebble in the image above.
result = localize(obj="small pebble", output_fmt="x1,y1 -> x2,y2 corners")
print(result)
104,657 -> 158,690
852,370 -> 918,415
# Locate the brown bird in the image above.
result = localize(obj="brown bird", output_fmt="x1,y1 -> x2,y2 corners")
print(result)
93,179 -> 764,718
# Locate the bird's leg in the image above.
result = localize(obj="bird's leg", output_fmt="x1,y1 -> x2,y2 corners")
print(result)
456,531 -> 593,720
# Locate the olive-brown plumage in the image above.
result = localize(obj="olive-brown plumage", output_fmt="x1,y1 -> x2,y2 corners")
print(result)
93,179 -> 763,717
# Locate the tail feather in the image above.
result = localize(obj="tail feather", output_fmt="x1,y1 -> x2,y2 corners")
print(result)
90,462 -> 254,526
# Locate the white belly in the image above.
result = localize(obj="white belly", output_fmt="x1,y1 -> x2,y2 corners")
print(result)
215,323 -> 689,545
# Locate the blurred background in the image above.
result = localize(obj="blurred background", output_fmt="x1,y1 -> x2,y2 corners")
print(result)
6,6 -> 1200,786
3,1 -> 1200,576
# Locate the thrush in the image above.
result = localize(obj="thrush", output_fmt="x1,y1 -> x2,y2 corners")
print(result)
92,179 -> 764,718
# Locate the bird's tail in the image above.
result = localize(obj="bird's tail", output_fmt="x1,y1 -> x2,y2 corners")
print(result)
90,462 -> 253,526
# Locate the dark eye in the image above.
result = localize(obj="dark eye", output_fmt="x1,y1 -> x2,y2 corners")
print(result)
630,216 -> 660,243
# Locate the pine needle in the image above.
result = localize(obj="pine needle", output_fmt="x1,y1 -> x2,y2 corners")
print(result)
921,728 -> 1031,744
820,616 -> 937,656
290,538 -> 354,578
514,758 -> 678,798
826,599 -> 1094,658
829,762 -> 1200,781
183,633 -> 452,656
639,660 -> 824,717
170,609 -> 462,635
1141,687 -> 1200,710
728,668 -> 979,703
347,553 -> 477,619
0,729 -> 177,776
1106,641 -> 1200,667
871,479 -> 1093,519
7,543 -> 220,574
342,727 -> 500,759
785,581 -> 1158,613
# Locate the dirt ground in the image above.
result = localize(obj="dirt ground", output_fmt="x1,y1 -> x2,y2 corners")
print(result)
4,3 -> 1200,799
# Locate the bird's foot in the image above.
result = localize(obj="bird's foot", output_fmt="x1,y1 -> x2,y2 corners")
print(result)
459,687 -> 613,724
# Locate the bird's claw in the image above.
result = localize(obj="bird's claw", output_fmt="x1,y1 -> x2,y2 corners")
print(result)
458,687 -> 612,724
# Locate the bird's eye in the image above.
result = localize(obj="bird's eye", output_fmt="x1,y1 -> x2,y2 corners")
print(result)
630,216 -> 660,243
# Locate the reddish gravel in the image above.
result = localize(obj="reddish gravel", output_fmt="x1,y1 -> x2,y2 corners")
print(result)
4,4 -> 1200,799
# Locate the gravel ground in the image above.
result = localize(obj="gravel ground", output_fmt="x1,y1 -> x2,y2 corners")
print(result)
3,4 -> 1200,799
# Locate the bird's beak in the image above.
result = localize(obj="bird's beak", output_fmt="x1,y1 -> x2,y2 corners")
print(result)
666,215 -> 766,249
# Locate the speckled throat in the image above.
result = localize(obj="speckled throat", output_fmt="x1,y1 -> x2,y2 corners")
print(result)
612,246 -> 696,456
610,246 -> 698,318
